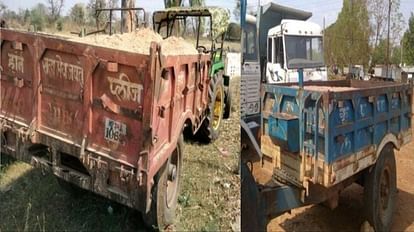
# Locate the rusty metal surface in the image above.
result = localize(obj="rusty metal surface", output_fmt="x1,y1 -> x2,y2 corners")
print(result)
0,32 -> 37,125
0,28 -> 212,212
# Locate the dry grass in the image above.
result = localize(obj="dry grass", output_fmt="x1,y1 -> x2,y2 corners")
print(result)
0,160 -> 148,231
0,77 -> 240,231
176,76 -> 240,231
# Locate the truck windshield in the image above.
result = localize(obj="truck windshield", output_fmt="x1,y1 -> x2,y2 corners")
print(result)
285,35 -> 324,69
243,23 -> 258,62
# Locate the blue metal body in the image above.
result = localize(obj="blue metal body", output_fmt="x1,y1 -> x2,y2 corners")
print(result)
262,80 -> 412,165
268,113 -> 300,152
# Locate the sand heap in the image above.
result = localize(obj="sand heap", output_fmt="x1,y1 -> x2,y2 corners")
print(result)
72,28 -> 198,55
160,37 -> 198,55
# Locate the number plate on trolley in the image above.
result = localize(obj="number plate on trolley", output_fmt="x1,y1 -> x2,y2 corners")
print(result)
104,118 -> 127,143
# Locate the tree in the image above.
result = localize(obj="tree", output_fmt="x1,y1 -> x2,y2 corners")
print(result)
372,39 -> 387,64
367,0 -> 403,68
189,0 -> 204,6
164,0 -> 182,8
323,0 -> 371,69
121,0 -> 135,33
30,3 -> 48,31
402,13 -> 414,65
367,0 -> 388,47
189,0 -> 205,34
388,0 -> 404,45
87,0 -> 107,27
47,0 -> 64,22
108,0 -> 118,22
162,0 -> 183,36
391,45 -> 401,64
0,1 -> 6,17
108,0 -> 118,8
367,0 -> 404,65
23,9 -> 30,23
70,3 -> 87,25
371,38 -> 402,65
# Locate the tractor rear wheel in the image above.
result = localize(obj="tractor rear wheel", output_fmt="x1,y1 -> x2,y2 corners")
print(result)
198,72 -> 224,143
223,87 -> 232,119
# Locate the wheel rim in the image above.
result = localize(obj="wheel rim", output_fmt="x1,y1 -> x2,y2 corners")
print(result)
212,85 -> 223,131
379,166 -> 391,222
166,147 -> 180,208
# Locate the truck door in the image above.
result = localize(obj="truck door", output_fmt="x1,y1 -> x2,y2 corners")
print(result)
266,36 -> 286,83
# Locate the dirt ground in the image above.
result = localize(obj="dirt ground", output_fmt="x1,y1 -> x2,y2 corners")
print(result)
0,76 -> 240,231
268,119 -> 414,232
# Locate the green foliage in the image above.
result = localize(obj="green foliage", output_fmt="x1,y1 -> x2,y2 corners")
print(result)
391,46 -> 401,64
324,0 -> 371,68
30,3 -> 48,31
56,19 -> 63,31
372,39 -> 387,64
70,3 -> 87,25
403,13 -> 414,65
23,9 -> 30,23
371,39 -> 401,65
164,0 -> 182,8
87,0 -> 107,27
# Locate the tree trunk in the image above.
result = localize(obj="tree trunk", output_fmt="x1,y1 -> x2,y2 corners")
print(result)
121,0 -> 135,33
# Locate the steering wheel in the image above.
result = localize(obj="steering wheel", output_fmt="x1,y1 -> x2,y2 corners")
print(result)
197,45 -> 208,53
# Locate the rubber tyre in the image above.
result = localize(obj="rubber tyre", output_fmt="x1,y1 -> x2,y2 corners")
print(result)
241,162 -> 266,231
143,136 -> 183,231
197,72 -> 224,143
364,144 -> 397,232
223,87 -> 232,119
56,177 -> 85,197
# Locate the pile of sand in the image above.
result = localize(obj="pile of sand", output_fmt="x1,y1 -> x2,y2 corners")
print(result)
160,37 -> 198,55
71,28 -> 162,54
72,28 -> 198,56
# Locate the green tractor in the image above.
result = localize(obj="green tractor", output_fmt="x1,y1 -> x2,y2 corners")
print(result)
153,7 -> 232,142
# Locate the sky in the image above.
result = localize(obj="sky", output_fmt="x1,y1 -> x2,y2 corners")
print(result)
1,0 -> 414,29
250,0 -> 414,31
1,0 -> 237,20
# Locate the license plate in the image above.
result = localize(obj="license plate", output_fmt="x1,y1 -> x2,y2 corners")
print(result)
241,102 -> 260,116
104,118 -> 126,143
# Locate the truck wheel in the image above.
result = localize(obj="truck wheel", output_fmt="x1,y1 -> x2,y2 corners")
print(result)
364,144 -> 396,232
144,136 -> 183,230
223,88 -> 232,119
56,177 -> 85,197
198,73 -> 224,142
241,162 -> 266,231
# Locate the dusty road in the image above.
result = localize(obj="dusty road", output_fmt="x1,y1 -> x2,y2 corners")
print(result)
268,119 -> 414,231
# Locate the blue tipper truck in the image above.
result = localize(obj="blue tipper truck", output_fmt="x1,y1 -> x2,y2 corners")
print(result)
241,69 -> 413,231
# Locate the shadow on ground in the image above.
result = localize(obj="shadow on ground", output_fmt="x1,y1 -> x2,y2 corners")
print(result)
271,183 -> 414,231
0,161 -> 147,232
393,189 -> 414,231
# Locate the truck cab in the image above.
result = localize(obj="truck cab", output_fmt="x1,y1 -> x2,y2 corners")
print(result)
266,19 -> 327,83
